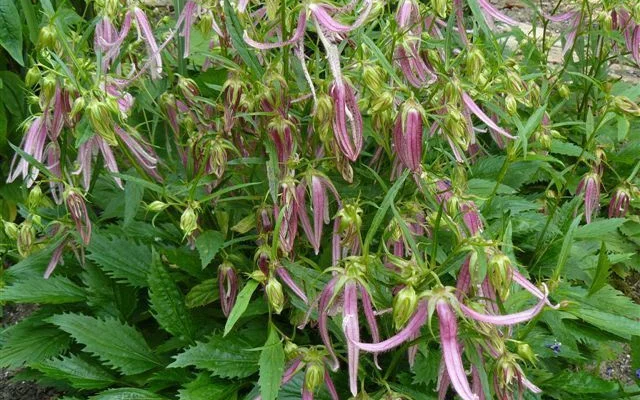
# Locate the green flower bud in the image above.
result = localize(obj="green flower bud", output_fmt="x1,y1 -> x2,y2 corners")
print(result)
41,74 -> 57,101
393,285 -> 418,329
178,76 -> 200,100
3,220 -> 19,240
304,361 -> 324,391
362,64 -> 385,93
38,25 -> 57,49
70,97 -> 85,120
558,84 -> 570,99
284,341 -> 299,358
25,66 -> 41,87
489,253 -> 512,298
613,96 -> 640,117
250,269 -> 267,283
369,91 -> 394,114
18,222 -> 35,257
32,214 -> 42,226
28,185 -> 44,210
147,201 -> 169,212
598,11 -> 612,31
516,342 -> 537,363
466,48 -> 485,84
198,13 -> 213,36
432,0 -> 447,18
266,277 -> 285,314
538,131 -> 552,150
505,94 -> 518,116
180,205 -> 199,236
86,99 -> 117,145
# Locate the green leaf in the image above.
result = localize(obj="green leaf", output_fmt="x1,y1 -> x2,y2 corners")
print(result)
87,233 -> 152,287
0,318 -> 70,369
631,335 -> 640,371
363,169 -> 409,255
46,313 -> 162,374
148,251 -> 194,341
552,215 -> 581,281
90,388 -> 166,400
259,324 -> 285,400
617,115 -> 630,141
223,0 -> 263,78
124,179 -> 144,227
0,0 -> 24,65
224,279 -> 259,336
574,218 -> 625,240
178,373 -> 241,400
169,334 -> 260,378
185,278 -> 219,308
542,371 -> 617,394
34,354 -> 116,390
588,242 -> 610,296
550,139 -> 584,157
195,230 -> 225,269
0,276 -> 85,304
566,307 -> 640,339
516,104 -> 547,156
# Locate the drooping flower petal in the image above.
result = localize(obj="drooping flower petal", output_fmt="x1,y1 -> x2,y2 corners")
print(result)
319,276 -> 340,370
276,266 -> 308,303
330,81 -> 363,161
309,0 -> 372,34
359,285 -> 381,369
244,10 -> 307,49
436,300 -> 478,400
462,92 -> 515,139
476,0 -> 518,26
459,288 -> 547,325
342,281 -> 360,396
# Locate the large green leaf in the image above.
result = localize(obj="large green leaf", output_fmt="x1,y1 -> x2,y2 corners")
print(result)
34,354 -> 117,390
259,324 -> 285,400
124,179 -> 144,227
0,0 -> 24,65
566,307 -> 640,339
87,233 -> 152,287
89,388 -> 166,400
178,373 -> 241,400
185,278 -> 219,308
169,334 -> 260,378
47,313 -> 162,374
224,279 -> 259,336
148,251 -> 194,341
0,276 -> 85,304
195,230 -> 225,269
0,318 -> 70,369
574,218 -> 625,240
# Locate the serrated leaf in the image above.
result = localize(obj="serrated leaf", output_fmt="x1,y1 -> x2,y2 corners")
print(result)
124,179 -> 144,227
552,215 -> 581,281
0,276 -> 85,304
231,213 -> 256,234
0,0 -> 24,65
148,251 -> 194,340
169,334 -> 260,378
550,139 -> 583,157
195,230 -> 225,269
0,319 -> 70,369
224,279 -> 259,336
542,371 -> 617,394
46,313 -> 161,375
574,218 -> 625,240
178,373 -> 241,400
89,388 -> 166,400
617,115 -> 630,141
588,242 -> 610,296
567,307 -> 640,339
223,0 -> 263,78
259,324 -> 284,400
34,354 -> 116,390
412,348 -> 439,386
87,233 -> 152,287
185,278 -> 219,308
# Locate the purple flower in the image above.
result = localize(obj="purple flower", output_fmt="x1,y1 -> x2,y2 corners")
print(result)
576,172 -> 600,224
459,201 -> 483,236
133,7 -> 163,79
65,189 -> 92,246
459,284 -> 549,325
608,187 -> 631,218
44,239 -> 67,279
393,100 -> 425,171
476,0 -> 518,26
275,265 -> 308,304
330,80 -> 363,162
275,179 -> 299,254
74,135 -> 123,190
461,92 -> 515,140
7,116 -> 48,187
297,174 -> 340,254
395,0 -> 437,87
244,10 -> 308,49
218,262 -> 238,317
115,126 -> 162,181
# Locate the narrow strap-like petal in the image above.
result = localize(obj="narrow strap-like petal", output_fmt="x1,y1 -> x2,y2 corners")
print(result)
244,10 -> 307,49
462,92 -> 515,139
459,287 -> 547,325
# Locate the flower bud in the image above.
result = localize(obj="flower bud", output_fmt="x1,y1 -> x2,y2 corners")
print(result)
70,96 -> 85,120
466,48 -> 485,84
218,262 -> 238,317
608,187 -> 631,218
266,277 -> 285,314
86,98 -> 117,145
38,25 -> 57,49
393,285 -> 418,329
558,84 -> 570,99
147,200 -> 169,212
613,96 -> 640,117
180,204 -> 199,236
516,342 -> 537,363
178,76 -> 200,100
431,0 -> 447,18
18,222 -> 35,257
207,139 -> 228,178
538,130 -> 552,150
25,66 -> 41,87
65,188 -> 92,245
198,13 -> 213,36
369,90 -> 394,114
489,253 -> 512,298
505,94 -> 518,116
284,341 -> 299,358
26,185 -> 42,208
41,75 -> 57,101
362,64 -> 385,93
598,10 -> 612,31
256,206 -> 273,234
394,99 -> 425,171
304,361 -> 325,391
3,220 -> 19,240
